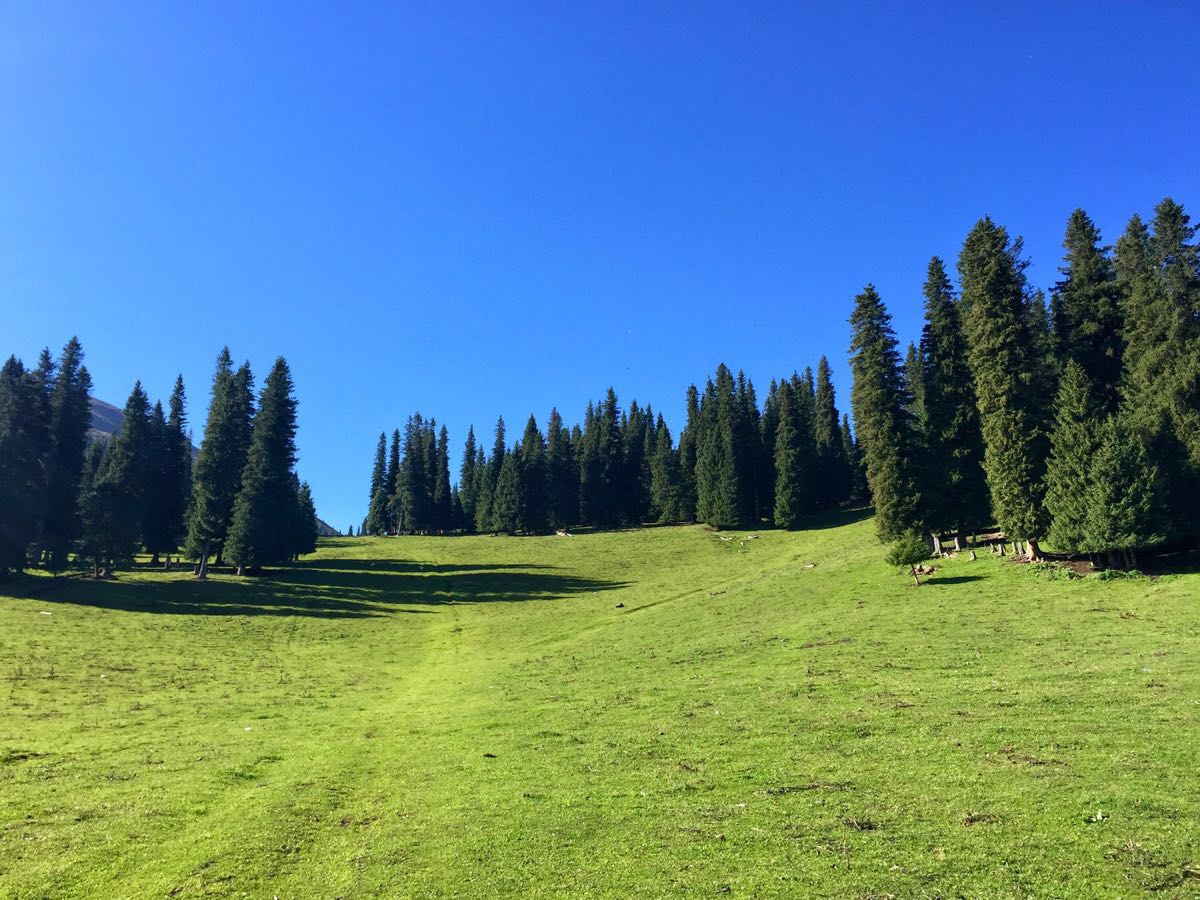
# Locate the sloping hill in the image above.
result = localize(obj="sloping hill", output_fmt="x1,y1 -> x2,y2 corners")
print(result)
1,513 -> 1197,896
88,397 -> 339,536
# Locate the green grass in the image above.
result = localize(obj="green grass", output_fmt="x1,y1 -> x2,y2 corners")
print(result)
2,512 -> 1198,897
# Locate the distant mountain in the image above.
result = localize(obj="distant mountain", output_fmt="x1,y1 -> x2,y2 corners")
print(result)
88,397 -> 340,537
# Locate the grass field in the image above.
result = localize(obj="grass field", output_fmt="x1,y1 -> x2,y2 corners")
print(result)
2,512 -> 1199,897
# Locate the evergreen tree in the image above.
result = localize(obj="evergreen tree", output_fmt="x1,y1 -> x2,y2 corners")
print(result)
1044,361 -> 1103,552
517,415 -> 547,532
904,343 -> 926,426
758,380 -> 780,520
848,285 -> 923,541
0,358 -> 45,575
186,349 -> 250,577
43,337 -> 93,571
473,446 -> 492,532
580,391 -> 623,527
364,432 -> 389,535
384,428 -> 401,532
649,416 -> 685,523
957,219 -> 1049,556
433,425 -> 453,532
813,357 -> 849,510
81,382 -> 153,573
773,380 -> 813,528
622,400 -> 653,523
841,413 -> 869,504
695,367 -> 740,529
1052,209 -> 1122,410
394,414 -> 432,533
545,408 -> 577,530
292,480 -> 319,558
676,384 -> 701,522
490,451 -> 521,534
459,426 -> 478,531
225,358 -> 299,573
1082,416 -> 1161,567
77,439 -> 113,576
918,256 -> 990,545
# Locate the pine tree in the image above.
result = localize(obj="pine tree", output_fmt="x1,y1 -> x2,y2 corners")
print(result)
517,415 -> 547,532
1044,361 -> 1102,552
545,408 -> 577,530
82,382 -> 152,573
695,367 -> 740,529
957,219 -> 1049,556
433,425 -> 453,533
394,415 -> 432,533
813,357 -> 849,510
43,337 -> 93,571
676,384 -> 701,522
758,380 -> 780,519
459,426 -> 478,531
0,357 -> 45,575
292,481 -> 318,558
580,391 -> 623,527
384,428 -> 401,533
472,446 -> 491,532
904,343 -> 925,426
918,256 -> 990,546
186,349 -> 249,577
733,372 -> 761,522
225,358 -> 299,574
848,286 -> 923,541
773,380 -> 812,528
141,401 -> 173,562
475,418 -> 506,532
1053,209 -> 1122,411
490,451 -> 521,534
1082,416 -> 1161,567
364,432 -> 388,535
841,413 -> 868,504
77,439 -> 114,576
649,416 -> 685,523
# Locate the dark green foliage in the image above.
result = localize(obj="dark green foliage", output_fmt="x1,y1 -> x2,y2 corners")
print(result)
43,337 -> 93,571
1082,417 -> 1162,564
757,380 -> 779,520
545,408 -> 577,530
848,285 -> 923,541
676,385 -> 700,522
186,350 -> 253,569
1052,209 -> 1122,411
385,429 -> 401,532
813,357 -> 849,511
904,343 -> 925,426
622,400 -> 654,524
580,391 -> 623,527
364,432 -> 389,535
841,414 -> 868,505
884,531 -> 931,585
225,358 -> 299,572
433,425 -> 453,532
490,452 -> 521,535
649,416 -> 685,523
733,372 -> 762,522
695,368 -> 740,529
392,415 -> 434,533
472,446 -> 491,533
957,219 -> 1049,545
517,415 -> 547,532
0,358 -> 45,574
1044,361 -> 1102,551
772,380 -> 813,529
918,256 -> 990,539
459,426 -> 478,531
292,481 -> 318,557
81,382 -> 152,572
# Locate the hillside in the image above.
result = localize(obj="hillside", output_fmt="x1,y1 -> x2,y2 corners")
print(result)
1,514 -> 1198,896
87,397 -> 339,537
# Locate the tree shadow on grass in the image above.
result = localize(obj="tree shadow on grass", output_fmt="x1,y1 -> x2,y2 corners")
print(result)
16,560 -> 626,619
797,507 -> 875,531
928,575 -> 987,586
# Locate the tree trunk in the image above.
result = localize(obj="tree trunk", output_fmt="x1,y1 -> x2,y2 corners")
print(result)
969,549 -> 977,561
931,532 -> 943,557
954,531 -> 965,552
196,544 -> 210,580
911,566 -> 921,587
236,564 -> 246,576
1026,539 -> 1041,561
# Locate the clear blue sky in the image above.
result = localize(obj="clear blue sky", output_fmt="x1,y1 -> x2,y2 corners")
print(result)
3,2 -> 1198,531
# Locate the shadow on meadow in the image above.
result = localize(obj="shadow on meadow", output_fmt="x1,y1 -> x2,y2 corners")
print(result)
17,559 -> 626,619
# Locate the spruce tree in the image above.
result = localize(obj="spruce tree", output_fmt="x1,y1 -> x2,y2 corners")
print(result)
695,367 -> 740,529
186,349 -> 247,577
517,415 -> 547,532
225,358 -> 299,574
1082,416 -> 1161,567
141,401 -> 173,563
648,416 -> 685,523
490,451 -> 521,534
384,428 -> 402,533
545,408 -> 577,530
459,426 -> 478,531
76,439 -> 110,576
957,219 -> 1049,556
0,357 -> 45,575
1044,360 -> 1102,552
364,432 -> 388,535
473,446 -> 492,533
758,380 -> 780,519
43,337 -> 93,571
841,413 -> 869,505
904,343 -> 925,426
918,256 -> 990,546
433,425 -> 453,533
1053,209 -> 1122,410
813,357 -> 849,510
772,380 -> 812,529
848,286 -> 923,541
292,480 -> 319,558
676,384 -> 701,522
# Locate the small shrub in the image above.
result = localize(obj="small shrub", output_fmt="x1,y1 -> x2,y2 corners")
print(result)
885,532 -> 930,586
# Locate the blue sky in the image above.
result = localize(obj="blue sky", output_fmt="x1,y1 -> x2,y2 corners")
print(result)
2,1 -> 1198,531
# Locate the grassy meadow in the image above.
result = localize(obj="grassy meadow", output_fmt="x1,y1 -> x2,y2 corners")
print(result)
2,512 -> 1199,897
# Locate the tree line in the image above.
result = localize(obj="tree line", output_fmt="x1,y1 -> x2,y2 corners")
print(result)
850,198 -> 1199,567
0,341 -> 318,578
361,358 -> 867,536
